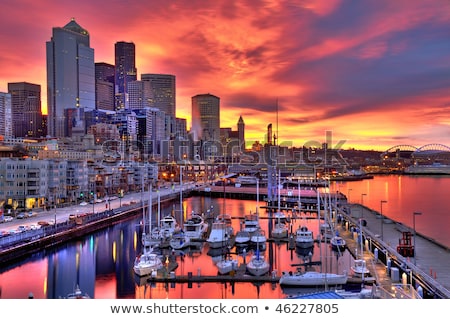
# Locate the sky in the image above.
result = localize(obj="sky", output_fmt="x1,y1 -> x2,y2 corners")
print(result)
0,0 -> 450,151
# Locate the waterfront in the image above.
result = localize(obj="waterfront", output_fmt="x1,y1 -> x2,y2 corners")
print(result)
0,174 -> 449,299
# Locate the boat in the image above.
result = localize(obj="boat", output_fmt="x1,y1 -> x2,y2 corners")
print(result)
330,232 -> 346,252
279,270 -> 348,287
319,222 -> 333,241
183,212 -> 208,242
67,285 -> 90,299
133,247 -> 163,277
243,213 -> 259,235
351,259 -> 370,277
295,226 -> 314,248
169,229 -> 190,250
216,254 -> 239,275
272,211 -> 289,239
159,214 -> 180,241
207,221 -> 232,249
216,214 -> 234,237
246,250 -> 270,276
235,230 -> 251,246
250,227 -> 267,250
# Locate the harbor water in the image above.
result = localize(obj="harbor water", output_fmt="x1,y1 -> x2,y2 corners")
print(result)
0,174 -> 448,299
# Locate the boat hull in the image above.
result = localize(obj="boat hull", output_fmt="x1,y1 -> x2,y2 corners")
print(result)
279,271 -> 348,287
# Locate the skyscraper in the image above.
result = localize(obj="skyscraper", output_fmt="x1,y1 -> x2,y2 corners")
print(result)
8,82 -> 42,138
95,62 -> 115,111
0,92 -> 12,138
237,115 -> 245,151
115,41 -> 137,111
46,18 -> 95,138
191,94 -> 220,142
141,74 -> 176,117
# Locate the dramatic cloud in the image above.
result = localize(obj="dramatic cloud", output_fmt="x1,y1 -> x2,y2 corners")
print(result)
0,0 -> 449,150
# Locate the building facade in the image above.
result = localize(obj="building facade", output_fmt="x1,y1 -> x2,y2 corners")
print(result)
0,93 -> 12,138
115,41 -> 137,111
141,73 -> 176,117
46,18 -> 95,138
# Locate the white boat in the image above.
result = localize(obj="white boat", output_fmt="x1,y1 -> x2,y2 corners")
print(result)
272,212 -> 289,239
235,230 -> 251,245
330,233 -> 346,252
216,255 -> 239,275
320,223 -> 333,241
246,250 -> 270,276
250,228 -> 267,249
133,247 -> 163,277
351,259 -> 370,277
169,230 -> 190,250
159,214 -> 180,240
295,226 -> 314,248
279,270 -> 348,287
243,213 -> 259,235
216,214 -> 234,237
207,221 -> 231,248
67,285 -> 90,299
183,212 -> 208,241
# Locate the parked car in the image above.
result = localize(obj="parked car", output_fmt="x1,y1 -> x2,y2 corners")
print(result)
2,216 -> 13,223
16,213 -> 26,219
17,225 -> 28,232
27,211 -> 38,218
79,201 -> 88,206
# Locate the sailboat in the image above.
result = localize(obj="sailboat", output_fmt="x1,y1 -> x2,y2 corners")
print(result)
278,188 -> 348,287
216,253 -> 239,275
246,247 -> 270,276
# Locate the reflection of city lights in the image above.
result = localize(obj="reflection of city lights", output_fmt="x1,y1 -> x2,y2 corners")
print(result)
112,241 -> 117,263
134,231 -> 138,250
43,277 -> 47,295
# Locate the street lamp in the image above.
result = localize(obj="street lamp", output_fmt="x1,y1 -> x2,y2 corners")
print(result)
361,193 -> 367,218
413,212 -> 422,265
380,200 -> 387,241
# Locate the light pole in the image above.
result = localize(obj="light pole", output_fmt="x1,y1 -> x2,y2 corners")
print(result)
413,211 -> 422,265
380,200 -> 387,241
361,193 -> 367,218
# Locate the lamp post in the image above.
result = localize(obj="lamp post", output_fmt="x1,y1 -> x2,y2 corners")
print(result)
361,193 -> 367,218
413,212 -> 422,265
380,200 -> 387,241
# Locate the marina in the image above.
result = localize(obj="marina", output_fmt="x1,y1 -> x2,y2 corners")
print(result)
0,175 -> 450,298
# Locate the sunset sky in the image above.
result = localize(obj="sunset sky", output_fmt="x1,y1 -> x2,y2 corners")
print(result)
1,0 -> 449,151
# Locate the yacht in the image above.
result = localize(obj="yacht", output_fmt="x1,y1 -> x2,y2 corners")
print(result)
183,212 -> 208,242
330,232 -> 346,252
272,211 -> 289,239
216,255 -> 239,275
279,270 -> 348,287
207,221 -> 231,248
295,226 -> 314,248
234,230 -> 251,246
159,214 -> 180,241
243,213 -> 259,235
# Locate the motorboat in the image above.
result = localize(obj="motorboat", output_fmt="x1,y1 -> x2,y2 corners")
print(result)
351,259 -> 370,277
243,213 -> 259,235
272,211 -> 289,239
235,230 -> 251,246
183,212 -> 208,241
246,250 -> 270,276
295,226 -> 314,248
216,214 -> 234,237
250,227 -> 267,249
320,223 -> 333,241
169,230 -> 190,250
330,233 -> 346,252
207,221 -> 231,249
279,270 -> 348,287
159,214 -> 180,241
133,247 -> 163,277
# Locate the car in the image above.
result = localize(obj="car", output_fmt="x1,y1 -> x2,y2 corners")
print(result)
3,216 -> 13,223
27,211 -> 38,218
16,213 -> 26,219
37,220 -> 50,226
17,225 -> 28,232
79,201 -> 88,206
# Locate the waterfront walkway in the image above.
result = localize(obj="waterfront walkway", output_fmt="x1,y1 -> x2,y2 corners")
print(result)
339,203 -> 450,298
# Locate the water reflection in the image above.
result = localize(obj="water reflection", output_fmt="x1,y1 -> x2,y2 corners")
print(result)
0,196 -> 349,299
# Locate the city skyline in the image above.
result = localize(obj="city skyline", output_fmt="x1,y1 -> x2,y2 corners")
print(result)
1,0 -> 450,151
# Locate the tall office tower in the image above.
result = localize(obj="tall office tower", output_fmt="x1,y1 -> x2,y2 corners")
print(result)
46,18 -> 95,138
7,82 -> 42,138
191,93 -> 220,142
95,62 -> 115,111
237,115 -> 245,151
128,81 -> 152,110
141,74 -> 176,117
115,41 -> 137,111
0,92 -> 13,138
